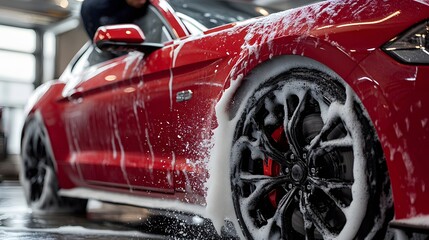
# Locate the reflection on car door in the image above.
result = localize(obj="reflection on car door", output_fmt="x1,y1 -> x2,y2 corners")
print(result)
61,45 -> 175,193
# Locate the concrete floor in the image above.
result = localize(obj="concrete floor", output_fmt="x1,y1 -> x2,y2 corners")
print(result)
0,156 -> 234,239
0,180 -> 234,239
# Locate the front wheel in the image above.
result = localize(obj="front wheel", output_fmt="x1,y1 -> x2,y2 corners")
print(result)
230,68 -> 393,239
20,118 -> 87,213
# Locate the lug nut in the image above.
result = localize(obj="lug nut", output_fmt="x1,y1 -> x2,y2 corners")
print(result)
302,153 -> 307,159
311,168 -> 316,174
285,167 -> 290,173
306,184 -> 312,190
288,183 -> 293,189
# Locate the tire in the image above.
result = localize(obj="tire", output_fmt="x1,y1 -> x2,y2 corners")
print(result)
20,118 -> 87,213
230,68 -> 393,239
0,133 -> 5,160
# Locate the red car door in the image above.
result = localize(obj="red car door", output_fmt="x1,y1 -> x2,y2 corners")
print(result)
61,43 -> 175,193
163,42 -> 226,195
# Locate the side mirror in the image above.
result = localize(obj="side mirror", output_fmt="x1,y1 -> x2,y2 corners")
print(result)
93,24 -> 163,54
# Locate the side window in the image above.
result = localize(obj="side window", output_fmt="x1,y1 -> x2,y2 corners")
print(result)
176,12 -> 207,35
134,6 -> 173,43
70,44 -> 92,75
70,44 -> 116,75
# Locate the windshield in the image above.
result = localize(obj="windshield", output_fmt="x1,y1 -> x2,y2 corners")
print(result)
168,0 -> 281,30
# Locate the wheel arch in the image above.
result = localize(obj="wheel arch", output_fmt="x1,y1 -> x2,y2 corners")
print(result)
227,54 -> 355,121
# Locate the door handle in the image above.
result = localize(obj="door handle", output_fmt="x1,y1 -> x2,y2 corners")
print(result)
68,89 -> 84,102
176,90 -> 193,102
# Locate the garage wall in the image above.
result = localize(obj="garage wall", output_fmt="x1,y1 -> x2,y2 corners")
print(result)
0,21 -> 86,155
55,23 -> 87,78
0,26 -> 38,155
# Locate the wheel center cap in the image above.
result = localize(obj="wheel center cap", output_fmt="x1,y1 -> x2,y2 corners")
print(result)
291,163 -> 306,183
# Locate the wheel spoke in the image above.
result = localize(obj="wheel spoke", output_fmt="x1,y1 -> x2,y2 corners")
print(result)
30,130 -> 40,158
263,96 -> 282,126
309,177 -> 353,192
319,136 -> 353,149
235,132 -> 286,171
286,91 -> 311,157
310,131 -> 352,154
248,118 -> 287,163
300,192 -> 338,238
243,174 -> 289,210
309,177 -> 352,211
308,105 -> 350,152
262,187 -> 298,239
305,224 -> 316,240
307,115 -> 335,150
300,195 -> 316,240
240,173 -> 286,182
277,187 -> 299,239
300,194 -> 313,237
25,155 -> 37,171
307,138 -> 354,183
24,123 -> 50,202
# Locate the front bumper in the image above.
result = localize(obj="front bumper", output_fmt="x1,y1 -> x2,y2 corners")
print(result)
347,48 -> 429,223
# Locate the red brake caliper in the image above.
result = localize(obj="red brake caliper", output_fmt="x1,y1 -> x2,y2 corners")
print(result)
263,126 -> 285,208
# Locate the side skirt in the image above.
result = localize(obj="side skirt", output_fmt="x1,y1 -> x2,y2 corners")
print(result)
390,216 -> 429,234
59,188 -> 205,216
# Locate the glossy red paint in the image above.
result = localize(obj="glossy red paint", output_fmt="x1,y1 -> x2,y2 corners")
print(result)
93,24 -> 146,43
23,0 -> 429,230
349,50 -> 429,220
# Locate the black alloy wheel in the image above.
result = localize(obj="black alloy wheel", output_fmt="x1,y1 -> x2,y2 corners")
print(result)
21,119 -> 87,212
231,68 -> 393,240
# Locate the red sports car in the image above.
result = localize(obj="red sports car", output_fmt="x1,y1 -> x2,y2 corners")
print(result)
20,0 -> 429,239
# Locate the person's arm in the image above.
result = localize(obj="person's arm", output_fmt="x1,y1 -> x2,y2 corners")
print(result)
126,0 -> 147,8
81,0 -> 146,39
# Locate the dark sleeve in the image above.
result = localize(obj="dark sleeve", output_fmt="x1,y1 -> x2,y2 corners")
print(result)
81,0 -> 132,39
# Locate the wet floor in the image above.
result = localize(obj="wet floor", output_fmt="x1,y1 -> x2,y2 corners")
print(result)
0,181 -> 236,240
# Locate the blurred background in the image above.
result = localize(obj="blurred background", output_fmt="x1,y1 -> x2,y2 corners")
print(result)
0,0 -> 87,180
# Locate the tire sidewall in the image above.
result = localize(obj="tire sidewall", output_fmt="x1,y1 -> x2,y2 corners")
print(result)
20,118 -> 62,211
